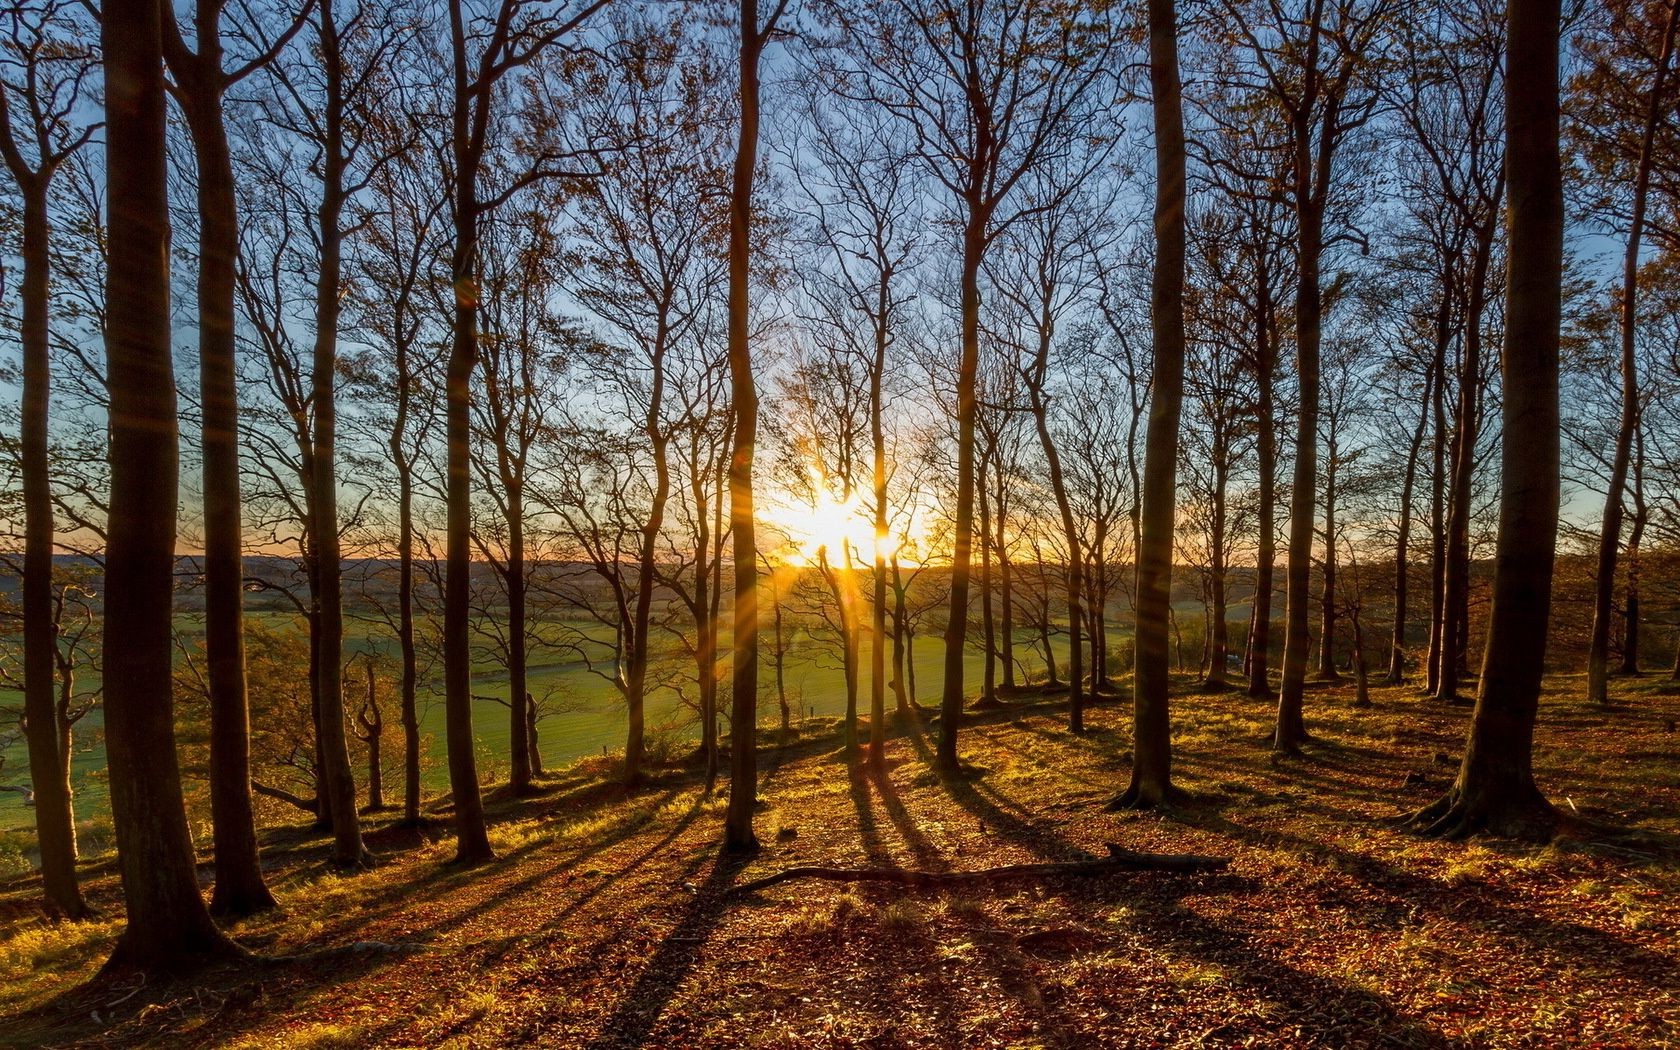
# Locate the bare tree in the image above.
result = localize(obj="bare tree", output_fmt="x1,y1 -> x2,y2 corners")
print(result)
162,0 -> 311,908
99,0 -> 243,968
1412,0 -> 1564,842
440,0 -> 606,864
0,0 -> 98,919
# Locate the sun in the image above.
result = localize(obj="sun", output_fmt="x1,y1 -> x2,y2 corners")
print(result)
777,488 -> 875,567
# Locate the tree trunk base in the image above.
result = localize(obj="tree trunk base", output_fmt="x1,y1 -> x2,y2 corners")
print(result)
730,842 -> 1228,896
1408,785 -> 1558,843
1106,781 -> 1190,811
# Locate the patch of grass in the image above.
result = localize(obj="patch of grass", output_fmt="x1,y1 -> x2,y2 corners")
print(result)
487,819 -> 554,854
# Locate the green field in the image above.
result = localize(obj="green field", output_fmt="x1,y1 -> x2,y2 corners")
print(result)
0,618 -> 1082,833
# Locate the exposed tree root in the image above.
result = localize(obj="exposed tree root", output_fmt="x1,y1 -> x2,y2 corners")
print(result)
729,842 -> 1228,896
1407,787 -> 1559,843
1105,782 -> 1192,811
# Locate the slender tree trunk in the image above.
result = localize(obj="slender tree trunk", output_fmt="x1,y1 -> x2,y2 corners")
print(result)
1588,0 -> 1678,707
101,0 -> 242,965
978,456 -> 997,704
891,556 -> 912,712
310,10 -> 369,867
1203,452 -> 1229,690
1620,492 -> 1646,675
362,665 -> 384,811
1027,371 -> 1084,730
169,32 -> 277,914
1427,313 -> 1449,696
1276,197 -> 1323,750
997,482 -> 1015,692
940,202 -> 987,771
725,0 -> 770,851
1118,0 -> 1185,808
1415,0 -> 1562,841
395,456 -> 422,824
12,177 -> 86,919
869,304 -> 889,762
626,349 -> 672,786
444,190 -> 492,864
507,502 -> 532,791
1246,284 -> 1277,699
527,701 -> 544,775
1317,441 -> 1339,681
1388,361 -> 1433,684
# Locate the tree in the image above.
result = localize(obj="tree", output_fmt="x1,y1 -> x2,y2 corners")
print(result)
724,0 -> 788,853
832,0 -> 1118,771
1215,0 -> 1391,752
1116,0 -> 1187,810
0,0 -> 98,920
441,0 -> 606,864
787,74 -> 923,763
562,21 -> 730,785
1578,0 -> 1680,705
1412,0 -> 1563,842
162,0 -> 310,908
99,0 -> 243,968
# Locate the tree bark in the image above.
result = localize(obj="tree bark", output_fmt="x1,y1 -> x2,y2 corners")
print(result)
309,2 -> 370,868
162,4 -> 278,915
1246,267 -> 1277,699
5,171 -> 86,920
1414,0 -> 1563,842
725,0 -> 777,852
1387,361 -> 1434,684
443,18 -> 493,859
939,208 -> 986,771
1118,0 -> 1186,809
101,0 -> 243,966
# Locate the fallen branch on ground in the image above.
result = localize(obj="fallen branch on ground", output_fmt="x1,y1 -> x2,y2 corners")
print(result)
729,843 -> 1229,896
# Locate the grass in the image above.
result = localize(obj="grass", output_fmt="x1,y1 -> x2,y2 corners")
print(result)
0,672 -> 1676,1047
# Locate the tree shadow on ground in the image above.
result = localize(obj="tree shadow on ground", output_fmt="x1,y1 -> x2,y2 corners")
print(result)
581,845 -> 751,1050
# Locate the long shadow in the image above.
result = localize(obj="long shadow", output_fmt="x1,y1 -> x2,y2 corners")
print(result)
1099,874 -> 1455,1049
582,846 -> 751,1050
1162,802 -> 1680,982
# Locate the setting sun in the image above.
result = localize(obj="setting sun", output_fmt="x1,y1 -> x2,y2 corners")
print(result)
777,489 -> 873,566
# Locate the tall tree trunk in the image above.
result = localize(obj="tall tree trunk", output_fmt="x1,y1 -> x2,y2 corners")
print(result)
1439,205 -> 1500,704
1388,361 -> 1434,684
444,191 -> 492,864
101,0 -> 242,966
394,449 -> 421,825
1426,297 -> 1449,696
978,456 -> 997,704
1118,0 -> 1185,809
1246,279 -> 1277,699
940,205 -> 986,770
310,6 -> 369,867
725,0 -> 773,852
1027,340 -> 1084,730
1276,200 -> 1323,751
869,299 -> 889,761
11,176 -> 86,919
165,17 -> 277,915
1415,0 -> 1563,842
1587,0 -> 1678,707
627,341 -> 673,786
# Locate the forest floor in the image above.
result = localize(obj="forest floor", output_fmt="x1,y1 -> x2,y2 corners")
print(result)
2,673 -> 1678,1049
